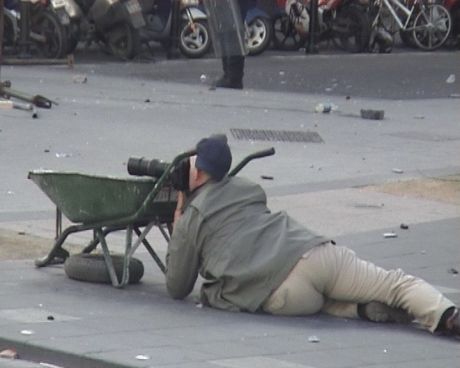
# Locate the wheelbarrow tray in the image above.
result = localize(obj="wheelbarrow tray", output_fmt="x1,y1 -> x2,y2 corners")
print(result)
28,170 -> 177,224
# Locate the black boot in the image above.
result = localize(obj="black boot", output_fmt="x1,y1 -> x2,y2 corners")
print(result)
214,56 -> 244,89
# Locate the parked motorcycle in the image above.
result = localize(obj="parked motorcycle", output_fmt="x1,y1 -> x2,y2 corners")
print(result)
60,0 -> 146,59
272,0 -> 371,53
139,0 -> 211,58
3,0 -> 69,59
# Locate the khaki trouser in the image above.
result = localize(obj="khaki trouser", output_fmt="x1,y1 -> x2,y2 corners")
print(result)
262,243 -> 454,332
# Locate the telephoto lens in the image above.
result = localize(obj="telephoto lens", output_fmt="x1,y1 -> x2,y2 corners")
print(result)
127,158 -> 169,178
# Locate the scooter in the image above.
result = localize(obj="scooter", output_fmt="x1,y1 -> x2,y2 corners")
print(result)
3,0 -> 69,59
139,0 -> 211,58
246,5 -> 273,55
59,0 -> 146,59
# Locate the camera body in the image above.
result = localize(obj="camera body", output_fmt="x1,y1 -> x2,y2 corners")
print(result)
127,157 -> 190,192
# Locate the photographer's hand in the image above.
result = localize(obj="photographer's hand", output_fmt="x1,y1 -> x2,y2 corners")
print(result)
173,191 -> 185,229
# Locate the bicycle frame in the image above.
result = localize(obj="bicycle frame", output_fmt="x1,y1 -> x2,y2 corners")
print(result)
375,0 -> 420,31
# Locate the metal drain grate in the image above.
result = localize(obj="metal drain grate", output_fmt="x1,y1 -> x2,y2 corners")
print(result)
230,128 -> 323,143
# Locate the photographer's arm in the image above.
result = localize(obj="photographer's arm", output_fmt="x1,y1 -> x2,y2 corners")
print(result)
165,206 -> 200,300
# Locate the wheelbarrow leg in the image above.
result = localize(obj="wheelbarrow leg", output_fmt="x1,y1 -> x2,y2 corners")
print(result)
96,228 -> 125,288
35,226 -> 78,267
134,226 -> 166,274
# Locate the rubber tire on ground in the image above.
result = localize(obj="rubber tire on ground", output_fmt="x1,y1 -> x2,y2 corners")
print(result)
247,16 -> 272,56
64,253 -> 144,284
179,19 -> 211,58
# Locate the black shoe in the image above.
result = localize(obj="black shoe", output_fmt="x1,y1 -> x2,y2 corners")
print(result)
213,76 -> 243,90
439,307 -> 460,337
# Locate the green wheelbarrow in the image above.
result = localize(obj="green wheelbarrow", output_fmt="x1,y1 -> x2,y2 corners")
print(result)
29,148 -> 275,288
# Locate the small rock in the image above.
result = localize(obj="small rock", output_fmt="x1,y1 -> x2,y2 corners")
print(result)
144,99 -> 151,103
392,168 -> 404,174
20,330 -> 34,335
315,103 -> 332,113
308,335 -> 320,343
400,223 -> 409,230
72,74 -> 87,84
135,355 -> 150,360
448,268 -> 459,274
446,74 -> 456,84
261,175 -> 274,180
47,315 -> 55,321
0,349 -> 18,359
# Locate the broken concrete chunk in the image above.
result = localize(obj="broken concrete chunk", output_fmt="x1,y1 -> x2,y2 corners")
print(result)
360,109 -> 384,120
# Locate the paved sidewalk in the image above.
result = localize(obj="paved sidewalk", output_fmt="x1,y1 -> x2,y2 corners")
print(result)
1,61 -> 459,367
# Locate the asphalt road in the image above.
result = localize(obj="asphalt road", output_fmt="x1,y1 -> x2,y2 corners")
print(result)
68,46 -> 460,100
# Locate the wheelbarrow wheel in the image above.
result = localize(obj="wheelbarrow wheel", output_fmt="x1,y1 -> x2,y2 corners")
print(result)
64,254 -> 144,284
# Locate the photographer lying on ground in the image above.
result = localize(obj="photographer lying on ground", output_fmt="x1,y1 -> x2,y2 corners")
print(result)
165,135 -> 459,338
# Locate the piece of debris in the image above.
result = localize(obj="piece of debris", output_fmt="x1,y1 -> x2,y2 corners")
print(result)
72,74 -> 88,84
361,109 -> 384,120
446,74 -> 456,84
315,103 -> 332,113
392,168 -> 404,174
448,268 -> 459,275
308,335 -> 320,343
261,175 -> 274,180
383,232 -> 397,238
20,330 -> 35,335
39,363 -> 64,368
55,153 -> 72,158
39,363 -> 63,368
400,223 -> 409,230
144,99 -> 151,103
47,315 -> 55,321
135,355 -> 150,360
200,74 -> 207,83
0,349 -> 18,359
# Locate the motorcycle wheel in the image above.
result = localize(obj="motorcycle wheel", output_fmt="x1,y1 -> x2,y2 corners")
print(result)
333,6 -> 371,53
272,13 -> 306,51
412,4 -> 452,51
30,10 -> 68,59
179,19 -> 211,58
247,16 -> 272,56
107,22 -> 141,60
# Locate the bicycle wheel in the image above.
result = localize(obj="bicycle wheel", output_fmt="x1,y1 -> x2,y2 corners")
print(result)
412,4 -> 451,50
272,14 -> 306,51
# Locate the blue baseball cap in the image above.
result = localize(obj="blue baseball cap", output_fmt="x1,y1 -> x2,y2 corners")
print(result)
195,135 -> 232,181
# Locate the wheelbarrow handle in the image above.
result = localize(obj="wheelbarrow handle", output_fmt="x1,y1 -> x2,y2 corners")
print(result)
229,147 -> 275,177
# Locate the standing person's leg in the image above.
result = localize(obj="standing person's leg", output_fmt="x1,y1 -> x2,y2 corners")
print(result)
214,0 -> 249,89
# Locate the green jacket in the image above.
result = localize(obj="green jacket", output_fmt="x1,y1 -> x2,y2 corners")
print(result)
165,176 -> 329,312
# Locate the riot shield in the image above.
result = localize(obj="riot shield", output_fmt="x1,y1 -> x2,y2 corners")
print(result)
202,0 -> 248,57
